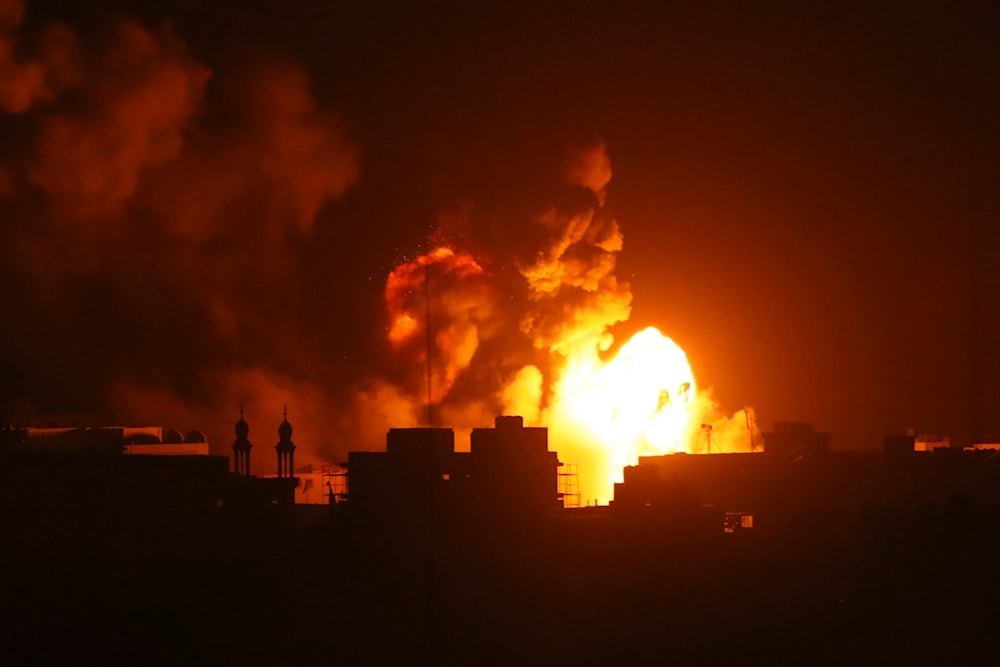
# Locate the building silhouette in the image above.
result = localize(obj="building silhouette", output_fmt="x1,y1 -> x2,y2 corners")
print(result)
6,413 -> 1000,665
0,411 -> 302,514
614,421 -> 1000,536
344,415 -> 562,521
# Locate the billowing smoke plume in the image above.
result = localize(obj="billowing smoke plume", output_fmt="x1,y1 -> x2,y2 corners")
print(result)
0,2 -> 753,489
518,143 -> 630,357
28,22 -> 208,220
0,1 -> 359,467
357,141 -> 756,502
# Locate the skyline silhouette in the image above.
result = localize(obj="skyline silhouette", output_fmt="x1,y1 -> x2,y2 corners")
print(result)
2,1 -> 998,662
5,409 -> 1000,664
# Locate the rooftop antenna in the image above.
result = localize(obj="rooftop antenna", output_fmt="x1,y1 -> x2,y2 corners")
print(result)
422,231 -> 436,666
745,410 -> 755,452
701,423 -> 714,453
424,252 -> 433,429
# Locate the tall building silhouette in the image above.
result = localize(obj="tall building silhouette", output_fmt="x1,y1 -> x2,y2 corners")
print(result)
344,415 -> 562,519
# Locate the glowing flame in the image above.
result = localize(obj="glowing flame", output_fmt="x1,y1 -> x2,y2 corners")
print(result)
560,327 -> 694,454
380,146 -> 755,506
542,326 -> 697,502
382,243 -> 754,505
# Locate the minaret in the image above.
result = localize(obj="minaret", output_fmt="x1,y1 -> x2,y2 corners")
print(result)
276,404 -> 296,478
232,404 -> 253,475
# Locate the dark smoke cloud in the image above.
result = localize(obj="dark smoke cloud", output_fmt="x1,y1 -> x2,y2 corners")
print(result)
28,20 -> 208,220
0,3 -> 633,469
142,56 -> 358,241
0,3 -> 359,464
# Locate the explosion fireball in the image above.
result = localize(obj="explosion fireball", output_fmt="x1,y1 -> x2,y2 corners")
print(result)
380,144 -> 754,504
548,325 -> 696,496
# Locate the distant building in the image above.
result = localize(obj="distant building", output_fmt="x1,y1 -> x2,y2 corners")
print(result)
0,413 -> 299,514
966,443 -> 1000,451
346,427 -> 454,518
468,415 -> 561,516
1,447 -> 231,515
610,462 -> 725,535
884,433 -> 917,458
6,426 -> 209,456
914,434 -> 951,452
885,433 -> 1000,455
124,427 -> 210,455
626,422 -> 1000,535
344,416 -> 562,520
762,421 -> 830,459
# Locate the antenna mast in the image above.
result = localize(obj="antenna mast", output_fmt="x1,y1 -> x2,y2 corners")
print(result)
424,243 -> 434,428
701,423 -> 714,453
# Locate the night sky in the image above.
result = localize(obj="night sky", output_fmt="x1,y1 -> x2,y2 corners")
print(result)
1,0 -> 998,465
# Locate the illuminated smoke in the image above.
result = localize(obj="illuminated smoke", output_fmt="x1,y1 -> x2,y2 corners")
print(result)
519,142 -> 630,357
28,21 -> 209,220
520,145 -> 756,501
371,142 -> 756,503
687,392 -> 762,455
142,58 -> 359,241
501,365 -> 543,425
384,246 -> 498,406
108,368 -> 345,470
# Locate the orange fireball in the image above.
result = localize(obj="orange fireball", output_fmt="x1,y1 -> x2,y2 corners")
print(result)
544,326 -> 697,503
381,147 -> 754,505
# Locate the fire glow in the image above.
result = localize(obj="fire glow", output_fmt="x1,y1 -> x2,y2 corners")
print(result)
551,326 -> 696,488
383,242 -> 747,504
381,146 -> 754,504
